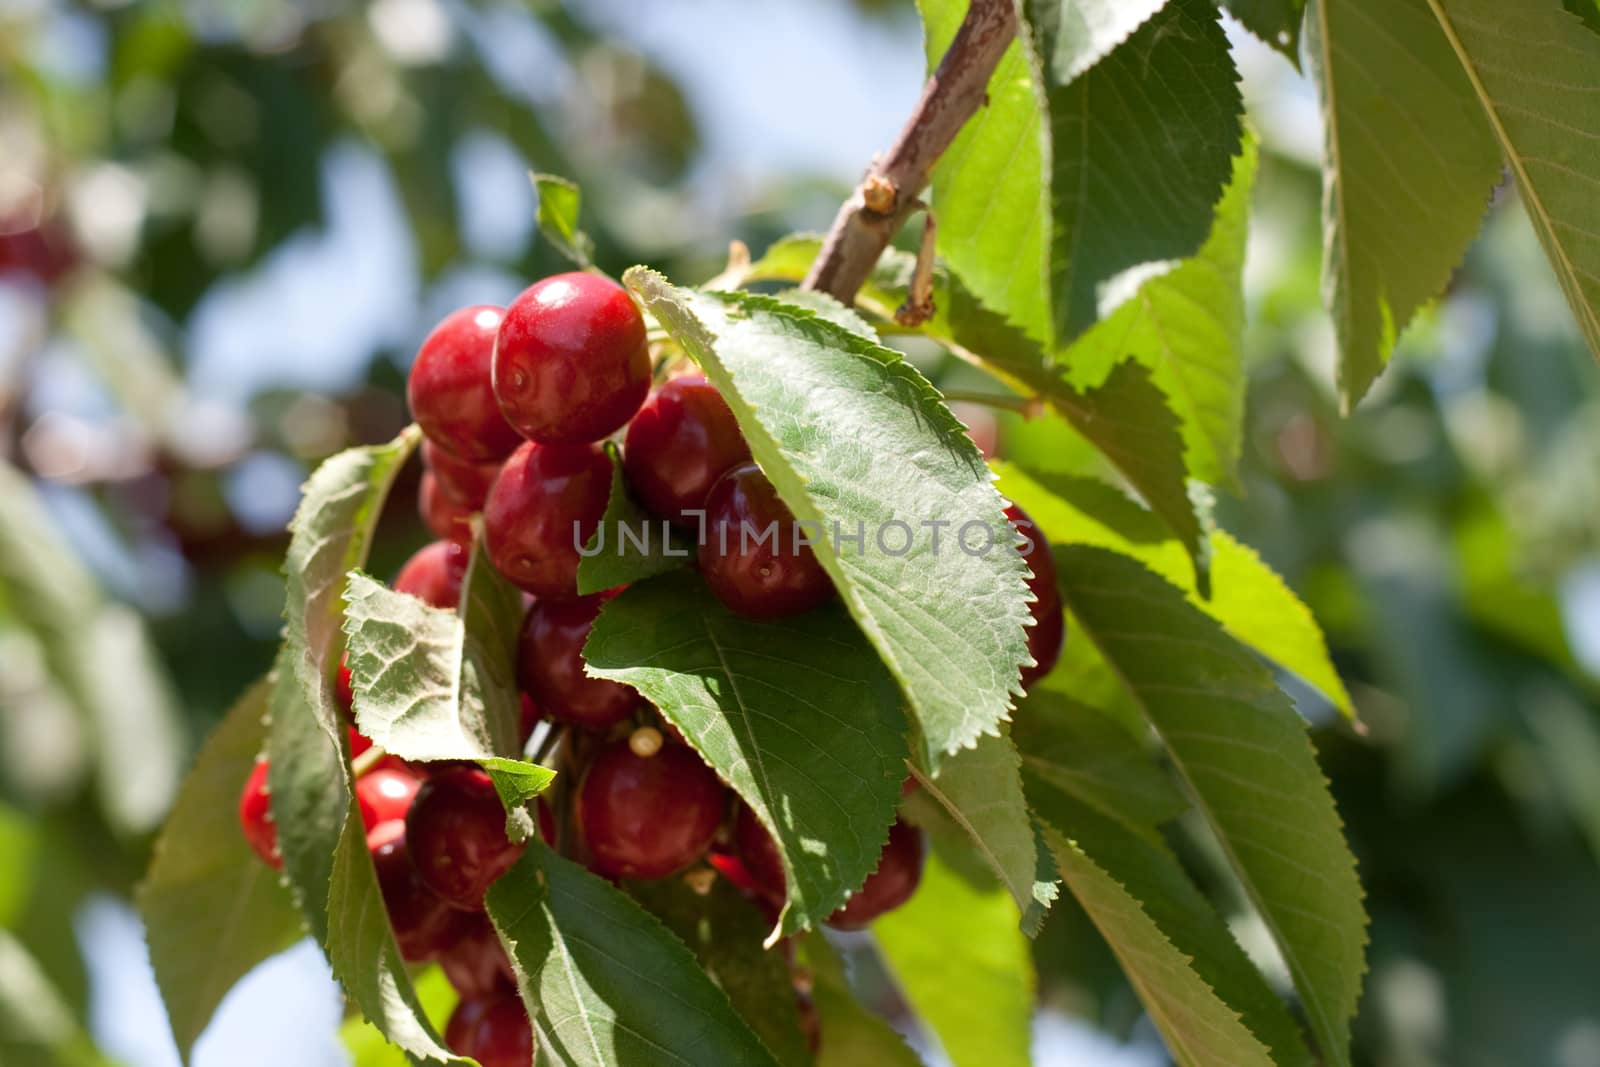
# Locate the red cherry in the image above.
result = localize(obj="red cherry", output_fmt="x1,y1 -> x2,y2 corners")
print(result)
623,375 -> 751,523
1004,504 -> 1057,605
827,819 -> 924,930
422,438 -> 500,508
349,727 -> 374,760
238,759 -> 281,869
408,305 -> 522,462
446,992 -> 534,1067
337,654 -> 355,720
356,766 -> 422,831
518,693 -> 543,745
732,805 -> 785,903
517,595 -> 638,730
483,441 -> 610,598
493,272 -> 651,445
707,850 -> 760,896
407,766 -> 524,910
576,741 -> 727,880
1020,596 -> 1065,691
419,472 -> 475,545
368,821 -> 470,961
698,464 -> 832,618
438,912 -> 515,999
394,540 -> 469,610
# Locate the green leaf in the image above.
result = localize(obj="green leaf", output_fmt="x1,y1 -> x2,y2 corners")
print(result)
629,877 -> 812,1067
1564,0 -> 1600,34
342,546 -> 523,762
1013,690 -> 1188,835
1423,0 -> 1600,370
532,172 -> 594,268
1062,138 -> 1256,489
1041,827 -> 1277,1067
1029,778 -> 1315,1066
739,242 -> 1209,586
340,967 -> 458,1067
578,442 -> 694,596
998,464 -> 1355,719
1306,0 -> 1501,407
0,459 -> 184,836
1025,0 -> 1244,342
584,571 -> 908,934
265,426 -> 465,1064
873,853 -> 1035,1067
797,934 -> 922,1067
625,272 -> 1032,768
0,930 -> 112,1067
138,677 -> 304,1062
1056,545 -> 1367,1067
907,730 -> 1057,933
1220,0 -> 1307,57
486,846 -> 780,1067
919,0 -> 1052,343
478,757 -> 557,843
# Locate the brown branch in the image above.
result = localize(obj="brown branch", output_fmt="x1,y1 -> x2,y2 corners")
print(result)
802,0 -> 1017,303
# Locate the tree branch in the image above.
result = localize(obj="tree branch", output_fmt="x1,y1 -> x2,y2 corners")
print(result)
802,0 -> 1017,302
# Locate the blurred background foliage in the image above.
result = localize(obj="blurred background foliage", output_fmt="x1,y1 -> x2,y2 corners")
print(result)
3,1 -> 1600,1065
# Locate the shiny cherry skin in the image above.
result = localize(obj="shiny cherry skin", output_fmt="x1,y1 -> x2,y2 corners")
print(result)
623,374 -> 750,523
699,464 -> 832,618
419,472 -> 475,545
394,540 -> 468,610
518,595 -> 638,730
368,821 -> 469,961
1004,504 -> 1057,606
1020,596 -> 1065,691
732,804 -> 785,903
356,766 -> 422,831
483,441 -> 610,598
238,759 -> 280,869
576,741 -> 727,880
422,438 -> 500,508
407,766 -> 525,910
438,912 -> 515,999
446,992 -> 534,1067
827,819 -> 924,930
493,272 -> 651,446
408,305 -> 522,462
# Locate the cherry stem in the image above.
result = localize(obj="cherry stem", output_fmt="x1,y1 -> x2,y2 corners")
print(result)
802,0 -> 1017,303
939,389 -> 1038,415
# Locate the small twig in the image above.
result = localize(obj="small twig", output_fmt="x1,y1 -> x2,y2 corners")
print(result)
895,206 -> 939,327
803,0 -> 1017,303
939,389 -> 1043,417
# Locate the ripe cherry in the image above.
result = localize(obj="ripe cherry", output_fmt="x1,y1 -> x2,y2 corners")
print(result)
349,727 -> 374,760
698,464 -> 832,618
576,739 -> 727,880
827,818 -> 924,930
408,305 -> 522,462
238,759 -> 281,869
407,766 -> 525,910
518,693 -> 542,745
446,992 -> 534,1067
419,472 -> 474,545
438,912 -> 515,999
422,438 -> 499,508
493,272 -> 650,445
732,804 -> 785,903
483,441 -> 610,598
356,766 -> 422,831
518,595 -> 638,730
337,654 -> 355,719
1004,504 -> 1056,606
368,821 -> 469,961
623,374 -> 750,522
394,540 -> 468,610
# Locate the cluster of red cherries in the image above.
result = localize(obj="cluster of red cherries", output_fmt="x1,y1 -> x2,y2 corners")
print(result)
237,272 -> 1064,1064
